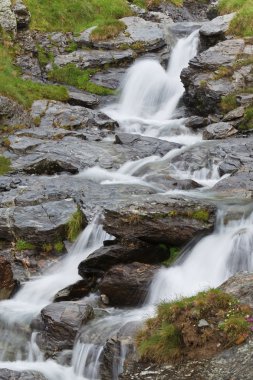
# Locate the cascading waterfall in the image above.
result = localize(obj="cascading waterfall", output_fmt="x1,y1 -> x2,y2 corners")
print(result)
1,27 -> 253,380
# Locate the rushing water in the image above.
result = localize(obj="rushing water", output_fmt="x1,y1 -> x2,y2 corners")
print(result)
1,28 -> 253,380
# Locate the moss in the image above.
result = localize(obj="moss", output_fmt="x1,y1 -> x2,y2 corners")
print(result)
0,156 -> 12,175
42,243 -> 53,253
54,241 -> 65,253
16,240 -> 35,251
47,64 -> 114,96
67,209 -> 84,242
162,247 -> 181,267
190,210 -> 210,222
199,80 -> 207,88
90,20 -> 126,42
136,289 -> 252,364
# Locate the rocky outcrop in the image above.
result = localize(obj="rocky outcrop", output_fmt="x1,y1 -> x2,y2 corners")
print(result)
13,0 -> 31,29
203,122 -> 238,140
35,301 -> 94,356
76,17 -> 166,53
0,256 -> 16,299
0,369 -> 46,380
0,0 -> 17,35
220,272 -> 253,307
103,197 -> 216,246
98,262 -> 158,307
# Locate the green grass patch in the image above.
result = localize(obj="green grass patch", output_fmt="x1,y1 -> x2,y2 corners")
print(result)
23,0 -> 132,33
54,241 -> 65,253
219,0 -> 253,37
239,106 -> 253,130
191,210 -> 210,222
0,45 -> 68,108
67,209 -> 84,242
0,156 -> 11,175
90,20 -> 126,42
136,289 -> 252,364
220,94 -> 238,112
16,240 -> 35,251
47,64 -> 114,96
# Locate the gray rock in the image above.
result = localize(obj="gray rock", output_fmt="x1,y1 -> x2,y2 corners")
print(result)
0,0 -> 17,34
203,122 -> 238,140
52,49 -> 134,70
219,272 -> 253,307
54,279 -> 96,302
68,91 -> 99,109
0,96 -> 32,127
0,369 -> 46,380
223,106 -> 245,121
13,0 -> 30,29
236,93 -> 253,107
35,301 -> 94,356
200,13 -> 235,49
185,116 -> 208,129
76,17 -> 166,53
90,67 -> 126,90
198,319 -> 209,328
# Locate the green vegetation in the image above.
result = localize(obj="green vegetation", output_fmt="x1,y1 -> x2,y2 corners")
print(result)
16,240 -> 35,251
54,241 -> 65,253
191,209 -> 210,222
239,107 -> 253,130
220,94 -> 238,112
23,0 -> 132,33
47,64 -> 114,96
213,66 -> 234,80
219,0 -> 253,37
42,241 -> 65,253
0,156 -> 11,175
0,44 -> 68,108
67,209 -> 84,242
90,20 -> 126,42
162,247 -> 181,267
136,289 -> 252,363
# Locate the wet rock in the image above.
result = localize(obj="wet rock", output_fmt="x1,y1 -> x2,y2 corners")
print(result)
185,116 -> 208,129
35,301 -> 94,356
115,133 -> 181,157
78,239 -> 170,278
103,196 -> 216,247
90,67 -> 126,90
219,272 -> 253,307
76,17 -> 166,53
199,13 -> 235,50
0,369 -> 46,380
144,174 -> 202,192
68,91 -> 99,109
203,122 -> 238,140
13,0 -> 30,29
54,279 -> 96,302
170,21 -> 205,38
0,0 -> 17,35
98,262 -> 158,307
236,94 -> 253,107
8,136 -> 43,155
52,49 -> 134,70
0,256 -> 16,300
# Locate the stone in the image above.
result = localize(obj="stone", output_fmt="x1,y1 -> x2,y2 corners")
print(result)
184,116 -> 208,129
76,17 -> 166,53
0,0 -> 17,35
13,0 -> 31,29
236,94 -> 253,107
103,196 -> 216,247
78,239 -> 170,279
198,319 -> 209,328
90,68 -> 126,90
223,106 -> 245,121
54,279 -> 96,302
0,96 -> 32,127
68,91 -> 99,109
35,301 -> 94,356
0,256 -> 16,299
203,122 -> 238,140
98,262 -> 158,307
0,369 -> 46,380
219,272 -> 253,307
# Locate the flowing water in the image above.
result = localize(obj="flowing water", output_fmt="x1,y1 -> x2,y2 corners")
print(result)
0,28 -> 253,380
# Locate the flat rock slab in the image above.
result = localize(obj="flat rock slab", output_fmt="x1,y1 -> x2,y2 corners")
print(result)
203,122 -> 238,140
52,49 -> 134,70
68,91 -> 99,109
103,195 -> 216,246
0,199 -> 83,243
76,17 -> 165,53
200,13 -> 235,37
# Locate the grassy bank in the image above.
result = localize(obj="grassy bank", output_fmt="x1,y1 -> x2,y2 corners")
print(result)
23,0 -> 132,33
219,0 -> 253,37
136,289 -> 252,363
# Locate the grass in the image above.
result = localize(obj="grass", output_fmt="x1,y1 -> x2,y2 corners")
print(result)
220,94 -> 238,112
239,106 -> 253,130
90,20 -> 126,42
136,289 -> 253,363
23,0 -> 132,33
162,247 -> 181,267
47,64 -> 114,96
16,240 -> 35,251
67,209 -> 84,242
218,0 -> 253,37
0,44 -> 68,108
0,156 -> 12,175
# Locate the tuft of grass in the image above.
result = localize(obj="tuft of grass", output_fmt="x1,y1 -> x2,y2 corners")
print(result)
90,20 -> 126,42
0,45 -> 68,108
47,64 -> 114,96
23,0 -> 132,33
0,156 -> 12,175
162,247 -> 181,267
218,0 -> 253,37
136,289 -> 252,364
220,94 -> 238,112
67,209 -> 84,242
16,240 -> 35,251
54,241 -> 65,253
239,106 -> 253,130
191,210 -> 210,222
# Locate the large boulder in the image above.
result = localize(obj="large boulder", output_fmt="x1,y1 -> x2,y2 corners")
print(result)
35,301 -> 94,356
203,122 -> 238,140
103,197 -> 216,247
98,262 -> 158,307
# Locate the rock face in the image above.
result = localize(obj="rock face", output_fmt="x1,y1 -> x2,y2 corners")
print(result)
98,262 -> 158,307
219,272 -> 253,307
13,0 -> 31,29
76,17 -> 166,53
0,256 -> 16,299
35,301 -> 94,356
0,0 -> 17,34
103,197 -> 216,246
0,369 -> 46,380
